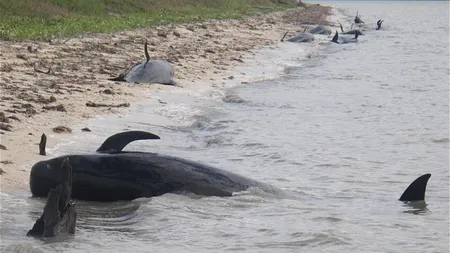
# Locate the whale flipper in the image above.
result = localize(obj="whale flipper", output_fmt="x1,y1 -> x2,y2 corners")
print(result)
399,174 -> 431,201
96,131 -> 161,153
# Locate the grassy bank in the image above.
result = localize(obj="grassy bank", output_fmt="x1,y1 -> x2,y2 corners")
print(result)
0,0 -> 298,41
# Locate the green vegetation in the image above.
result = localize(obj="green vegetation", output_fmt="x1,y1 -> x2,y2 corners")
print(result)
0,0 -> 297,41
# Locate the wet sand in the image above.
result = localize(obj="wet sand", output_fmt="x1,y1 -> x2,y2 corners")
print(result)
0,5 -> 333,192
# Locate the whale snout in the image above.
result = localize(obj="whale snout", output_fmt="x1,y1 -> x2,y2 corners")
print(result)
29,159 -> 61,197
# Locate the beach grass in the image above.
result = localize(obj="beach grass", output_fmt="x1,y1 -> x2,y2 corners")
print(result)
0,0 -> 297,41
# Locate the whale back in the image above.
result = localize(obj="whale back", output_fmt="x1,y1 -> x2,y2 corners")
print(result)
399,174 -> 431,201
287,33 -> 315,43
342,30 -> 363,36
109,40 -> 176,85
308,25 -> 331,35
124,60 -> 176,85
96,131 -> 161,153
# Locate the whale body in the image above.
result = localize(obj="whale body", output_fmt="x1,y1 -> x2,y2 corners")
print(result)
29,131 -> 275,201
109,41 -> 176,85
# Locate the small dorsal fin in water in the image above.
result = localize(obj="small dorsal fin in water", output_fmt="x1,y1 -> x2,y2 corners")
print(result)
96,131 -> 160,153
399,174 -> 431,201
331,31 -> 339,44
144,40 -> 150,68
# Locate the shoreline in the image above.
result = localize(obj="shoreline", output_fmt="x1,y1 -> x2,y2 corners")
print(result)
0,4 -> 335,193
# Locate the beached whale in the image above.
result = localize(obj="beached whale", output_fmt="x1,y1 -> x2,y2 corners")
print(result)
308,25 -> 332,35
109,41 -> 176,85
338,22 -> 363,36
331,31 -> 359,44
29,131 -> 277,201
280,28 -> 315,43
376,19 -> 384,30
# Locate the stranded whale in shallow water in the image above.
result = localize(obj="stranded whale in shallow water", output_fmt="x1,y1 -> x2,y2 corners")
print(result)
280,28 -> 315,43
30,131 -> 278,201
331,30 -> 359,44
109,41 -> 176,85
338,21 -> 363,36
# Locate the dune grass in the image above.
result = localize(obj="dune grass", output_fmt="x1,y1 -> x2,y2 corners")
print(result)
0,0 -> 297,41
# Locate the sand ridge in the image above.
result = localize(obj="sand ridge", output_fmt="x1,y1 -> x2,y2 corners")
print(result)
0,5 -> 333,192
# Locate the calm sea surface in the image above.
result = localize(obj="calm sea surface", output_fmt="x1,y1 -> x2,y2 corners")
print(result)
1,2 -> 449,253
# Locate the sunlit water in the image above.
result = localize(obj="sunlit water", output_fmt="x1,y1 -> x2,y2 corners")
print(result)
1,2 -> 449,253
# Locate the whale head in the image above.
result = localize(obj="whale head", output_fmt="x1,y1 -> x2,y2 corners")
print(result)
30,157 -> 68,198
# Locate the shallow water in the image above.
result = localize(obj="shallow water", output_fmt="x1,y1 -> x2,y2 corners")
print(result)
1,2 -> 449,253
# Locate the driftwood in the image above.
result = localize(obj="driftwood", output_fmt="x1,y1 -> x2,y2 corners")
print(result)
27,157 -> 77,238
39,133 -> 46,156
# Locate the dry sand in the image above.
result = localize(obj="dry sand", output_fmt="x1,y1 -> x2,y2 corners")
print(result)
0,4 -> 334,193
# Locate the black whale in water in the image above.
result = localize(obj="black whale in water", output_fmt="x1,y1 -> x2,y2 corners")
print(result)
30,131 -> 275,201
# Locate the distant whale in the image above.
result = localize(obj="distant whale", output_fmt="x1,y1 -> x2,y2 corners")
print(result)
29,131 -> 278,201
376,19 -> 384,30
399,174 -> 431,202
331,30 -> 359,44
109,41 -> 176,85
280,28 -> 315,43
354,11 -> 364,24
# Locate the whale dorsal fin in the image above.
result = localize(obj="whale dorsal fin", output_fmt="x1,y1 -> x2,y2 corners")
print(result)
144,40 -> 150,68
96,131 -> 160,153
331,31 -> 339,44
338,21 -> 344,33
399,174 -> 431,201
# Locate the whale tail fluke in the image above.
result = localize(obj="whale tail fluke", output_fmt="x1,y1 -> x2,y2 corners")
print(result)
96,131 -> 161,153
331,30 -> 339,44
399,174 -> 431,201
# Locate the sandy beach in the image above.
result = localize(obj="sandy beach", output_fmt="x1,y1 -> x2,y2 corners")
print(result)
0,4 -> 333,192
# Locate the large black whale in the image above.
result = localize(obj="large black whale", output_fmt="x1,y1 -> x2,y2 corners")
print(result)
29,131 -> 276,201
